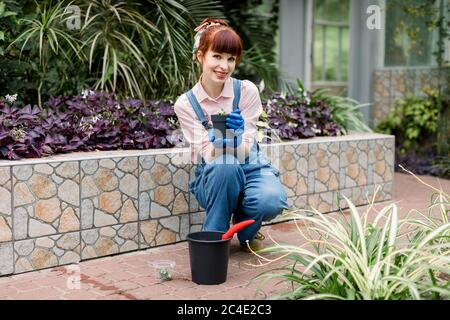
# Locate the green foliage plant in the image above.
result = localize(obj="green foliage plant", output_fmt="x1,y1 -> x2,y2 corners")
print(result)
7,0 -> 82,107
251,166 -> 449,300
375,87 -> 440,155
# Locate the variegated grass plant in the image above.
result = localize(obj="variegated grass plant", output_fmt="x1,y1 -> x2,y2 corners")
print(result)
251,165 -> 449,300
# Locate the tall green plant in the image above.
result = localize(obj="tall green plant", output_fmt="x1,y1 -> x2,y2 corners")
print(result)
251,177 -> 450,300
5,0 -> 280,102
219,0 -> 280,91
7,0 -> 82,107
398,0 -> 450,156
78,0 -> 157,100
375,88 -> 440,154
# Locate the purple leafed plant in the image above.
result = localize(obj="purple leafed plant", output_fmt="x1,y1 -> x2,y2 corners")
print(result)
0,91 -> 183,160
261,92 -> 343,140
0,89 -> 342,160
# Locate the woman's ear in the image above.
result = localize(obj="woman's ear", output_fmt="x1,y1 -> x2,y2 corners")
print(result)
196,50 -> 203,64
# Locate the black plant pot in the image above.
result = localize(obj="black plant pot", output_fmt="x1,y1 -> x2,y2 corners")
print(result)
187,231 -> 231,285
211,114 -> 228,138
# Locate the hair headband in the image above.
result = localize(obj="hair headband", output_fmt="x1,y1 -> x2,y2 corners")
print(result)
192,22 -> 223,60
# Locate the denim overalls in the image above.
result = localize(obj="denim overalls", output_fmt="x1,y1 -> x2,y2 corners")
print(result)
186,78 -> 288,245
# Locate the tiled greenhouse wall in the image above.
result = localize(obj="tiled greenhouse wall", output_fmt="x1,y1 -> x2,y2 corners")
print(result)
372,67 -> 449,127
0,133 -> 394,276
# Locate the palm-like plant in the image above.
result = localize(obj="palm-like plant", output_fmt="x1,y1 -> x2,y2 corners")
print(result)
219,0 -> 280,91
78,0 -> 226,99
6,0 -> 281,102
142,0 -> 224,98
311,87 -> 373,134
78,0 -> 157,100
8,0 -> 82,107
251,175 -> 450,300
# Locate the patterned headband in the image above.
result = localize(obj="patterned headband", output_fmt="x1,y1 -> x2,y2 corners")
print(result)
192,22 -> 223,60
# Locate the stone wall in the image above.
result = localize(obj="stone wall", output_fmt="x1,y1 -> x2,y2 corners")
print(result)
0,132 -> 394,276
372,67 -> 449,127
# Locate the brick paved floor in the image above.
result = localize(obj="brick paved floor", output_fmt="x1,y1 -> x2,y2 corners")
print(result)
0,172 -> 448,300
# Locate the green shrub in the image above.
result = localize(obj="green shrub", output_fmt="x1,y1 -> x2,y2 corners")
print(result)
2,0 -> 281,104
251,168 -> 450,300
375,88 -> 440,155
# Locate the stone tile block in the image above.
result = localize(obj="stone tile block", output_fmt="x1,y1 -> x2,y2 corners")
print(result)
81,222 -> 139,260
12,162 -> 80,240
0,242 -> 14,275
339,140 -> 368,189
14,232 -> 80,273
140,217 -> 182,249
307,191 -> 339,214
188,164 -> 204,213
0,167 -> 12,243
368,139 -> 394,185
308,142 -> 340,194
139,154 -> 190,221
81,158 -> 138,229
279,144 -> 308,199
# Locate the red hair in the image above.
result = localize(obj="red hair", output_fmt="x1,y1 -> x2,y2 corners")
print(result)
195,18 -> 243,65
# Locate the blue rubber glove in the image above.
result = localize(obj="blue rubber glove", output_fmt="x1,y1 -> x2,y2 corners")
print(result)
211,128 -> 244,149
226,109 -> 245,130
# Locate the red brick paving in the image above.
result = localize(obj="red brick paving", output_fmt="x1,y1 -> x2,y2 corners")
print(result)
0,172 -> 448,300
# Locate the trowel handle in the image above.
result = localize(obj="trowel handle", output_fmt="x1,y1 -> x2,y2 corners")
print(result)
221,219 -> 255,240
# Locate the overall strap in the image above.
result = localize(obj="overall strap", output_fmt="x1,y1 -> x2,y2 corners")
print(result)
186,90 -> 211,130
186,89 -> 213,165
186,78 -> 243,164
232,78 -> 241,110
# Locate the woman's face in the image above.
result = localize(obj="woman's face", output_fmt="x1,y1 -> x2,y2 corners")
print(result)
197,49 -> 236,85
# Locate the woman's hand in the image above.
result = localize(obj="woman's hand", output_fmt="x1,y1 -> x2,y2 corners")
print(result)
211,128 -> 243,148
226,108 -> 244,130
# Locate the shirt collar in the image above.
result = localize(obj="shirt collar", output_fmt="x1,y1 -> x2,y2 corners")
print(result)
194,75 -> 233,102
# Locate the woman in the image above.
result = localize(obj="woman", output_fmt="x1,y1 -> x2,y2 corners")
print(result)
174,18 -> 288,252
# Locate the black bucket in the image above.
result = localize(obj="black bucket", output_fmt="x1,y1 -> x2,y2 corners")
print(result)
186,231 -> 231,285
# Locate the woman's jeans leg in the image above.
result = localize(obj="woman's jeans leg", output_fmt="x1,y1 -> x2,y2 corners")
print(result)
234,167 -> 288,245
192,154 -> 246,233
191,155 -> 288,244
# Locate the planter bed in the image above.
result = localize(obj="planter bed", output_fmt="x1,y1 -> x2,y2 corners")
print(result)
0,132 -> 394,276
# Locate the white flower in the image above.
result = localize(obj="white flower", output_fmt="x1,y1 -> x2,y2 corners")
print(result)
5,94 -> 18,103
81,89 -> 94,99
115,104 -> 121,110
305,97 -> 311,105
258,80 -> 265,93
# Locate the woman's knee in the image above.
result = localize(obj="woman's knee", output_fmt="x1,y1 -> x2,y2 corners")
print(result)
259,187 -> 288,220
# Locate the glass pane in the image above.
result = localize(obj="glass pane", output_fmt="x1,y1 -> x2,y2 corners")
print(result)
341,27 -> 349,82
315,0 -> 349,22
325,27 -> 338,80
315,0 -> 325,19
385,0 -> 434,66
313,25 -> 324,80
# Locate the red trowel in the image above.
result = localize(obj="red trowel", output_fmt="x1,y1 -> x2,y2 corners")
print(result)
221,219 -> 255,240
